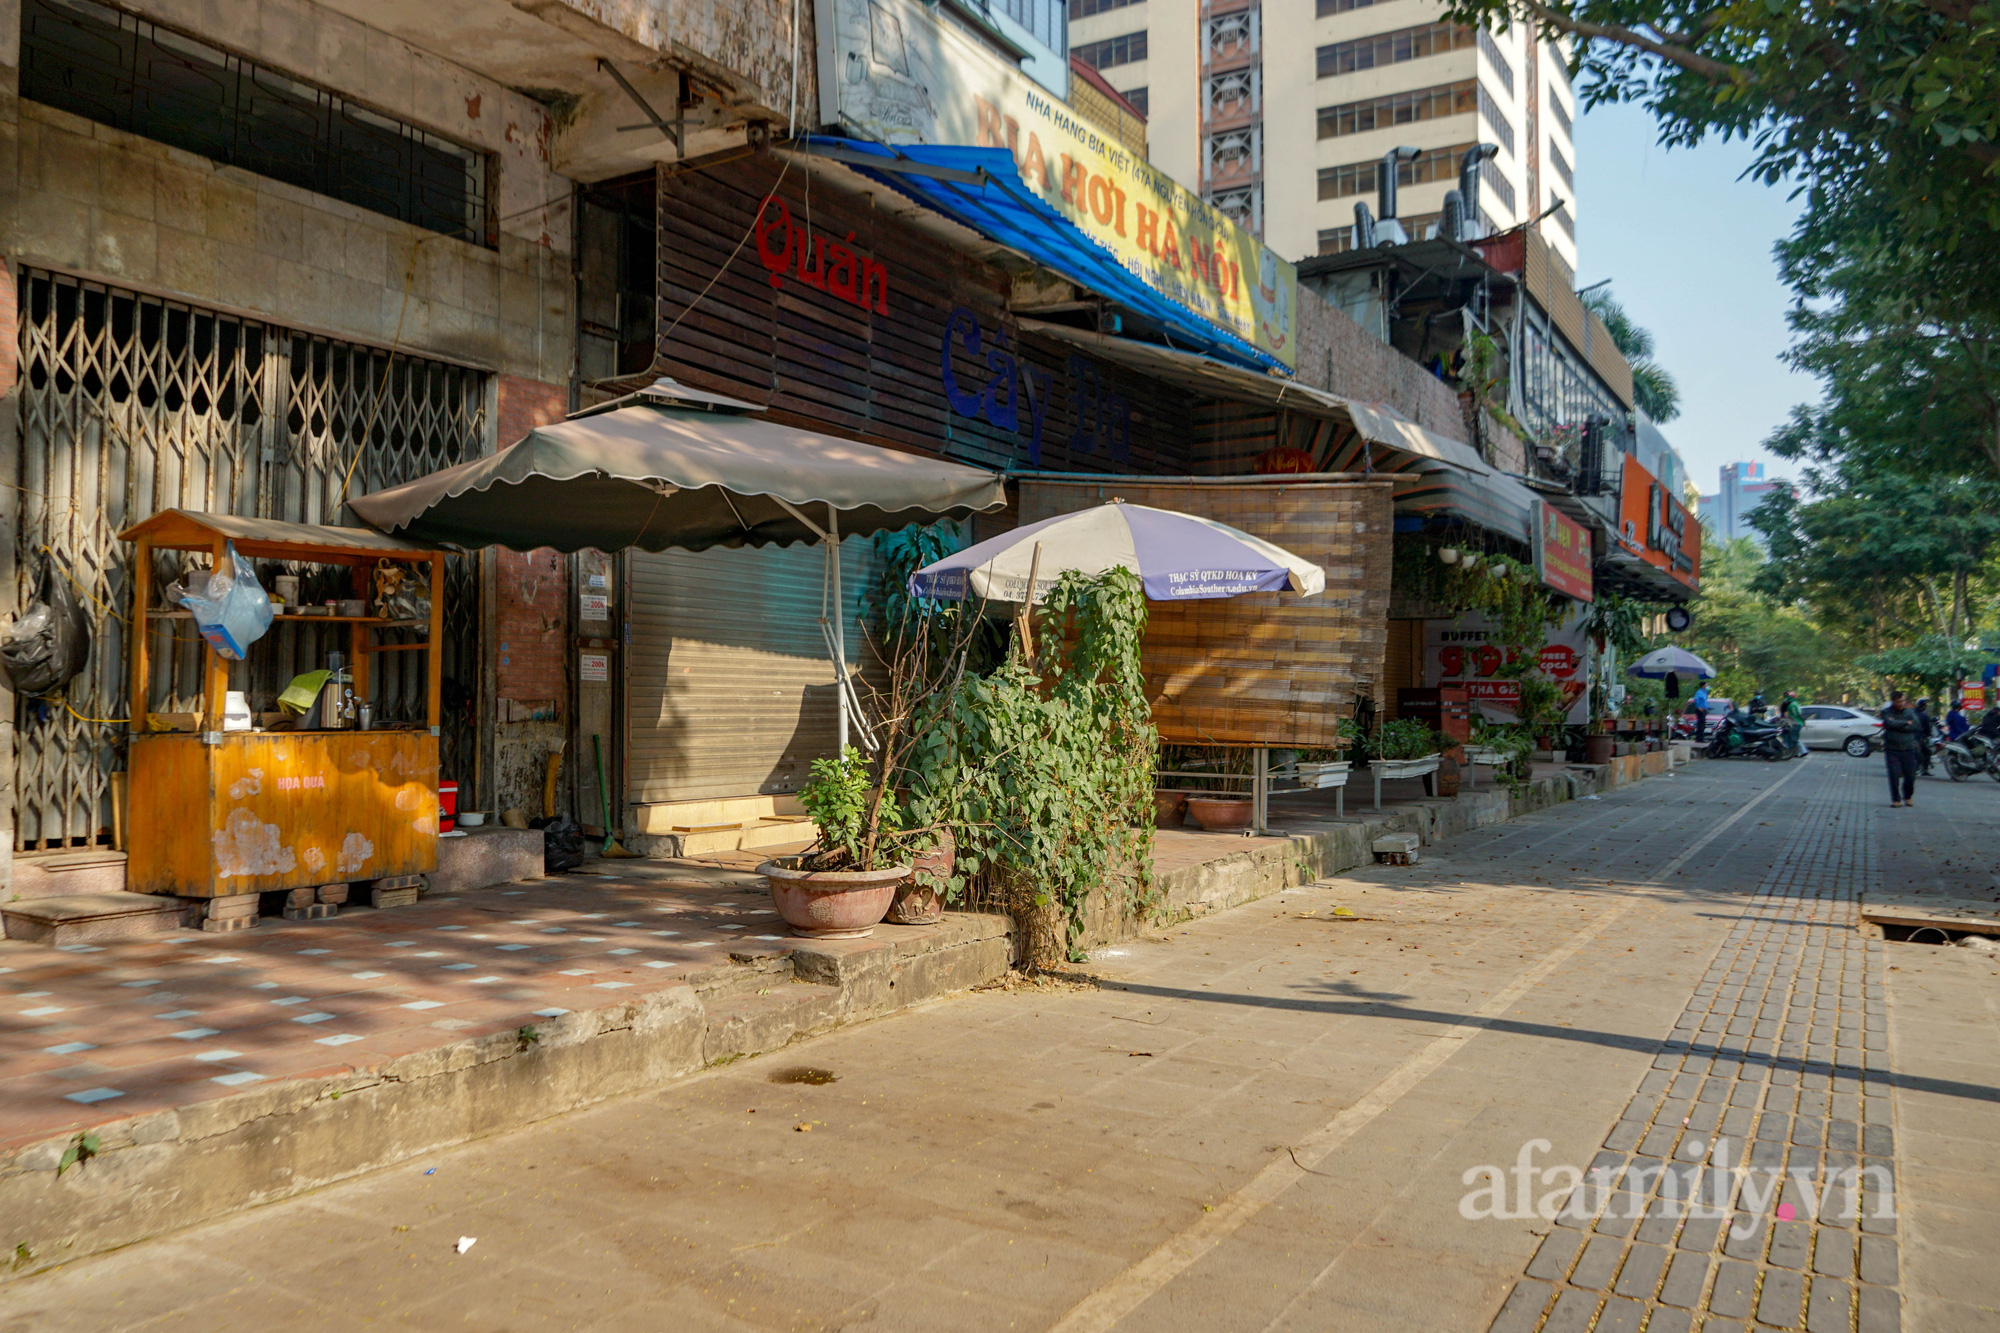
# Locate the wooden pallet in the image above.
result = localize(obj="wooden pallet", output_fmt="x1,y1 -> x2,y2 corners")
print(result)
1860,893 -> 2000,937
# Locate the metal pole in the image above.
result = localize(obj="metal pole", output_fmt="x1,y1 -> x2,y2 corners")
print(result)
1253,746 -> 1267,834
828,504 -> 846,755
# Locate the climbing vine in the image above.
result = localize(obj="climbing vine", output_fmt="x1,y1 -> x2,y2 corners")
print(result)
873,561 -> 1158,966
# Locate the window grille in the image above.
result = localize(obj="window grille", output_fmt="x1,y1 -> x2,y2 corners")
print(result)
1477,83 -> 1514,153
11,268 -> 487,849
1207,127 -> 1260,180
1206,9 -> 1257,59
1210,186 -> 1260,233
1072,0 -> 1137,18
1477,28 -> 1514,95
1550,140 -> 1575,190
1548,91 -> 1572,137
1481,155 -> 1517,211
1120,86 -> 1149,115
1316,0 -> 1390,14
1208,68 -> 1260,117
19,0 -> 490,244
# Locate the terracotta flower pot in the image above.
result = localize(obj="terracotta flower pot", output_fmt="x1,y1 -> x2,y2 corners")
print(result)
1185,795 -> 1253,831
887,833 -> 955,925
758,857 -> 908,939
1154,790 -> 1187,828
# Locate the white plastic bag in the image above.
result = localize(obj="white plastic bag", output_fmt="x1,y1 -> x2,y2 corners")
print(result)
180,543 -> 274,660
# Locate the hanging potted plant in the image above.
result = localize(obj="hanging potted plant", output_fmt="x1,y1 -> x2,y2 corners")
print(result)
758,746 -> 917,938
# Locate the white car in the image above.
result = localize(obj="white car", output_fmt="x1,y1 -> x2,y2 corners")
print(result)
1799,705 -> 1883,756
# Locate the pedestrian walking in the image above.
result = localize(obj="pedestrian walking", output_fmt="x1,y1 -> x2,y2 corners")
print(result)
1915,697 -> 1936,775
1881,691 -> 1922,806
1690,682 -> 1710,740
1782,689 -> 1807,757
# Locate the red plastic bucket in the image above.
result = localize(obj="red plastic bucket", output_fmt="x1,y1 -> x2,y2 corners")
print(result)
438,780 -> 459,833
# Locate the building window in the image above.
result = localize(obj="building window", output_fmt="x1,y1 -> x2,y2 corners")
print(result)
1121,86 -> 1149,115
1318,142 -> 1470,201
1317,80 -> 1473,140
995,0 -> 1068,55
1481,155 -> 1516,211
1551,199 -> 1575,238
19,0 -> 490,244
1072,0 -> 1137,16
1548,91 -> 1572,137
1075,30 -> 1147,69
1475,83 -> 1514,153
578,173 -> 657,380
1316,21 -> 1472,77
1549,141 -> 1574,190
1477,28 -> 1514,95
1319,210 -> 1440,254
1316,0 -> 1391,15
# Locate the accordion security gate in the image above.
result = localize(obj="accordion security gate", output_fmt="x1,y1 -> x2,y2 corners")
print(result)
12,267 -> 485,852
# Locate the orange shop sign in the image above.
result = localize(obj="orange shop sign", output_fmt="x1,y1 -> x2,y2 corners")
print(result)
1533,500 -> 1593,601
1617,456 -> 1700,589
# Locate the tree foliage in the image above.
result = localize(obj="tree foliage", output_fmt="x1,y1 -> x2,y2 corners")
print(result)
1682,535 -> 1868,701
1582,288 -> 1681,422
1749,464 -> 2000,643
1438,0 -> 2000,313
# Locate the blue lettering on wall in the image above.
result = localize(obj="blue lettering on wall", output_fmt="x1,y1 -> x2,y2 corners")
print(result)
941,306 -> 1130,465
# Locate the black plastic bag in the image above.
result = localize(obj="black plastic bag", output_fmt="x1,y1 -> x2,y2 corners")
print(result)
530,815 -> 587,874
2,561 -> 92,698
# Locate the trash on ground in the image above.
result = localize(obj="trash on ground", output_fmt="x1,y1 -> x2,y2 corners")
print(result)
455,1237 -> 477,1254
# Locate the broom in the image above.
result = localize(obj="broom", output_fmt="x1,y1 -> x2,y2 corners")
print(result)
595,733 -> 640,857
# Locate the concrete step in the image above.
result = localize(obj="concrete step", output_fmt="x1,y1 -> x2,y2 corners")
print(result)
10,850 -> 128,900
686,951 -> 796,1002
1,892 -> 186,945
676,819 -> 816,856
700,980 -> 844,1064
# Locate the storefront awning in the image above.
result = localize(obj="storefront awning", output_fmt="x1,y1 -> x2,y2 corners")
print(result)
1019,320 -> 1490,476
349,382 -> 1008,553
1391,466 -> 1541,547
803,138 -> 1286,375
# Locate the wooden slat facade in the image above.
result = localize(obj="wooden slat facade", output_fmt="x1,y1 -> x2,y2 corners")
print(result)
654,155 -> 1200,476
1020,479 -> 1395,747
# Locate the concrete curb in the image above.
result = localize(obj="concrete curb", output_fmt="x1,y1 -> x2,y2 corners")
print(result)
0,912 -> 1013,1283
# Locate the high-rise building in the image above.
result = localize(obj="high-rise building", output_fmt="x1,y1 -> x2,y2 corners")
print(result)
1698,462 -> 1787,542
1068,0 -> 1580,267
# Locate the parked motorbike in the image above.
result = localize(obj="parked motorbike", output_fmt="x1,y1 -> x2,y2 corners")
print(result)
1943,732 -> 2000,782
1705,711 -> 1792,761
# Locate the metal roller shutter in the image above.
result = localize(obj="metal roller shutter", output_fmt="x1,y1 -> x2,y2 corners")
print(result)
627,540 -> 878,803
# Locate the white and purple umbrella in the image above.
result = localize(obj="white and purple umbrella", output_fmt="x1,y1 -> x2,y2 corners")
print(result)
909,501 -> 1325,603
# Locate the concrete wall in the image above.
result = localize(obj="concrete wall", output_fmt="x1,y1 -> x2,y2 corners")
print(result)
0,0 -> 573,385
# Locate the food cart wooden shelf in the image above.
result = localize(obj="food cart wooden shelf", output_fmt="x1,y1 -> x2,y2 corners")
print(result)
119,510 -> 446,900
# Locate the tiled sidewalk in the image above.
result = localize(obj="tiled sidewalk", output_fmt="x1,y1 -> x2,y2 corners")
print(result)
1489,764 -> 1904,1332
0,860 -> 790,1156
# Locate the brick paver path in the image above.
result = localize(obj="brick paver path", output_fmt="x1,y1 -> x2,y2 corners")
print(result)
1490,764 -> 1904,1332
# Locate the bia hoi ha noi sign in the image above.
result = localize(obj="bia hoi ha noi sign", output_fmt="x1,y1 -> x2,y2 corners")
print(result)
816,0 -> 1298,368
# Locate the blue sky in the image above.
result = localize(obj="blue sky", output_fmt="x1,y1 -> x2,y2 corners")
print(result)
1573,100 -> 1820,499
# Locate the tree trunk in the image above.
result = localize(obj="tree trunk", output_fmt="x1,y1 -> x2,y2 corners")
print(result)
1951,568 -> 1969,641
1921,578 -> 1948,636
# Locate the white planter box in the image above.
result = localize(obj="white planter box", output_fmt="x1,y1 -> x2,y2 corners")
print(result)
1371,756 -> 1441,780
1462,746 -> 1506,767
1296,761 -> 1352,789
1370,754 -> 1441,811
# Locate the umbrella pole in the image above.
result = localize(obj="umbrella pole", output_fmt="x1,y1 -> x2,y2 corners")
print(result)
828,505 -> 848,756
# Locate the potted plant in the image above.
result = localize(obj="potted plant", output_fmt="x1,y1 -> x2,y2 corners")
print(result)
758,746 -> 915,938
1367,718 -> 1445,809
1296,718 -> 1358,789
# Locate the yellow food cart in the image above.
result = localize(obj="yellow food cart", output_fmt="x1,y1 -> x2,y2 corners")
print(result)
120,511 -> 446,906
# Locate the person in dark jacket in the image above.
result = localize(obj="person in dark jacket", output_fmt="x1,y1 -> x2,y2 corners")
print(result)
1915,697 -> 1936,775
1881,692 -> 1922,806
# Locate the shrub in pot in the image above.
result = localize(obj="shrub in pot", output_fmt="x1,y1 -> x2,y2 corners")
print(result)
759,746 -> 918,939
